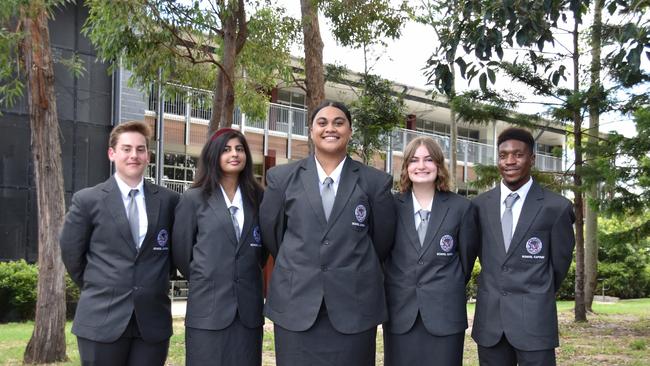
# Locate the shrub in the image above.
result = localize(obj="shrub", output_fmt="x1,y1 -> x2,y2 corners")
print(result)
0,260 -> 79,322
466,261 -> 481,300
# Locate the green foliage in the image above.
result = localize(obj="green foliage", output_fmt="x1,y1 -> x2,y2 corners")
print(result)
466,260 -> 481,300
348,74 -> 405,164
84,0 -> 299,122
0,260 -> 79,322
321,0 -> 410,48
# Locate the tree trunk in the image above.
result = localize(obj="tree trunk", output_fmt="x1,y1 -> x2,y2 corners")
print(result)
585,0 -> 603,312
21,7 -> 68,364
210,0 -> 247,132
571,16 -> 587,322
300,0 -> 325,152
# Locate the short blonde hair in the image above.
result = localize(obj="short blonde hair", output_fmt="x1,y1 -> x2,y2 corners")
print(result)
399,136 -> 451,193
109,121 -> 152,149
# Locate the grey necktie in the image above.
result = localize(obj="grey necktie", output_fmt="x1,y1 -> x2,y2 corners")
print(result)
322,177 -> 335,221
417,209 -> 430,246
229,206 -> 241,242
127,189 -> 140,249
502,192 -> 520,252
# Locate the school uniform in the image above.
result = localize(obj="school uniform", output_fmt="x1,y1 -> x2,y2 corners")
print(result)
60,175 -> 179,366
172,185 -> 266,366
383,190 -> 478,366
259,155 -> 396,366
471,179 -> 575,366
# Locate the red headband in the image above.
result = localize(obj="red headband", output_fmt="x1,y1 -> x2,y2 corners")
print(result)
210,128 -> 238,142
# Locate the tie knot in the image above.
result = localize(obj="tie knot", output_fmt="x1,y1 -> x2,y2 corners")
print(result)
229,206 -> 238,216
323,177 -> 334,186
418,209 -> 430,221
504,192 -> 519,209
129,189 -> 139,198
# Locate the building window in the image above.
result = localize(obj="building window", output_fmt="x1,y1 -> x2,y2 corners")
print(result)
147,152 -> 197,182
277,89 -> 306,109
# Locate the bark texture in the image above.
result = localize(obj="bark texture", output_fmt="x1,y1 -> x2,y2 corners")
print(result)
21,6 -> 68,364
585,0 -> 603,312
300,0 -> 325,150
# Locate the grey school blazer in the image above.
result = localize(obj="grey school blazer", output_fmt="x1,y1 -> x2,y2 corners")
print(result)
172,187 -> 266,330
471,181 -> 575,351
60,176 -> 179,343
260,156 -> 396,334
384,190 -> 478,335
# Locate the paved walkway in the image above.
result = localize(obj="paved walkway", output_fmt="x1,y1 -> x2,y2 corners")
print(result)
171,300 -> 187,318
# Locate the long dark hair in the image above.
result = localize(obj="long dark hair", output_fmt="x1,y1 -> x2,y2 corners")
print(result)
193,129 -> 263,209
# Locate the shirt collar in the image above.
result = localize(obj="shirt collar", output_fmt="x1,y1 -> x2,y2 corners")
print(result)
500,177 -> 533,204
114,173 -> 144,199
315,155 -> 346,185
412,191 -> 433,216
220,184 -> 243,210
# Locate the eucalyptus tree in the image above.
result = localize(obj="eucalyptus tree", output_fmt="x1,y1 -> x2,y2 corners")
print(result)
1,0 -> 74,362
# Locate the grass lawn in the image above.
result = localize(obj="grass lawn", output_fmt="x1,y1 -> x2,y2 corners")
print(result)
1,299 -> 648,365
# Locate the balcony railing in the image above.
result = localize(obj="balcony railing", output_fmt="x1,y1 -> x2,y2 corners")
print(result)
144,83 -> 563,172
391,128 -> 495,166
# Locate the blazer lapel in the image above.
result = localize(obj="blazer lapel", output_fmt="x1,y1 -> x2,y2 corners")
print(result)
236,196 -> 255,253
103,177 -> 137,256
419,191 -> 449,259
484,187 -> 508,258
137,181 -> 160,257
207,191 -> 238,246
505,182 -> 543,260
398,192 -> 421,253
300,157 -> 328,225
326,157 -> 358,232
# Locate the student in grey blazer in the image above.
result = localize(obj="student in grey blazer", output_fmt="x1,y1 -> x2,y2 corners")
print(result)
260,101 -> 396,366
172,128 -> 266,366
471,127 -> 575,366
60,121 -> 179,366
383,136 -> 478,366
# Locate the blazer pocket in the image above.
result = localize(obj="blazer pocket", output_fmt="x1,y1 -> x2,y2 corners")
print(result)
187,280 -> 215,318
267,266 -> 293,313
76,287 -> 115,327
523,292 -> 557,336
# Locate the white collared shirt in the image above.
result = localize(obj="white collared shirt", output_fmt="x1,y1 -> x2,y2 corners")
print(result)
412,192 -> 433,229
114,174 -> 148,248
220,185 -> 244,230
500,177 -> 534,237
315,155 -> 346,196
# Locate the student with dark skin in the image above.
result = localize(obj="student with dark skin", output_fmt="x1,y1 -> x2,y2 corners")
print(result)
470,127 -> 575,366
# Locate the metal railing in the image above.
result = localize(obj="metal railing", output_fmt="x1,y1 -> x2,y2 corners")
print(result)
391,128 -> 495,166
535,153 -> 563,172
162,179 -> 192,194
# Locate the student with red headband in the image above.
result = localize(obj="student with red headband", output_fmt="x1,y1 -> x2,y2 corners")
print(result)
172,128 -> 266,366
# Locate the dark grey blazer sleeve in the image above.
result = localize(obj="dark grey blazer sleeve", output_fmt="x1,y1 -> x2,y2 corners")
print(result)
172,190 -> 198,279
459,202 -> 479,284
60,191 -> 92,288
260,168 -> 286,259
371,173 -> 396,261
551,202 -> 576,292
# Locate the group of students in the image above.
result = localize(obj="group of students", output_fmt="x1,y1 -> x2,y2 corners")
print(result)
60,100 -> 575,366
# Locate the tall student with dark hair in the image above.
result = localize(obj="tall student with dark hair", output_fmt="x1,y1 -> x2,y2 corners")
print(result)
173,128 -> 266,366
471,127 -> 575,366
383,136 -> 477,366
260,101 -> 396,366
60,121 -> 179,366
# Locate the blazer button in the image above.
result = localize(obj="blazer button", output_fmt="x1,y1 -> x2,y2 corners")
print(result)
418,260 -> 424,265
133,286 -> 139,291
321,265 -> 328,272
234,278 -> 240,283
322,240 -> 330,246
416,282 -> 422,288
502,266 -> 508,272
502,291 -> 508,296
